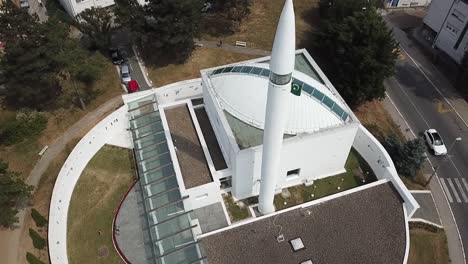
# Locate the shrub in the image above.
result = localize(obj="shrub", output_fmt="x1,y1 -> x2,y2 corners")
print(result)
382,135 -> 426,177
26,252 -> 45,264
0,110 -> 47,145
31,209 -> 47,228
29,228 -> 46,250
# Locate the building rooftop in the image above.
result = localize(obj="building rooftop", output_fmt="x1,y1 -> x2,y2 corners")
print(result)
165,105 -> 212,188
200,182 -> 406,264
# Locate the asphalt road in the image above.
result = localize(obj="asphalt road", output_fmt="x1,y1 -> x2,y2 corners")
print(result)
384,20 -> 468,261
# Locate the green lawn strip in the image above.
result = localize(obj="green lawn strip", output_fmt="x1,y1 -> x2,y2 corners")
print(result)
223,194 -> 250,222
67,145 -> 134,264
274,148 -> 375,210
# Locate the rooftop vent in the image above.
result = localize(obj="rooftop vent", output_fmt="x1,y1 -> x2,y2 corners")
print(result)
300,260 -> 313,264
290,237 -> 305,252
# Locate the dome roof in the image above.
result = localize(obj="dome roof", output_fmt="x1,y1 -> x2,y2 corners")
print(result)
207,63 -> 350,135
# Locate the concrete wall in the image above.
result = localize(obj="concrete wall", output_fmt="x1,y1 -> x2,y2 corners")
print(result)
48,106 -> 130,264
425,0 -> 468,63
232,123 -> 359,200
352,125 -> 419,217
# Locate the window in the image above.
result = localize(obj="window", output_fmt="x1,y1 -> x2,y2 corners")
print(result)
452,9 -> 466,23
287,169 -> 300,180
446,23 -> 460,36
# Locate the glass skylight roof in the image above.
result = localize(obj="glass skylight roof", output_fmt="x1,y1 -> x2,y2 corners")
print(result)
209,66 -> 349,122
127,98 -> 205,264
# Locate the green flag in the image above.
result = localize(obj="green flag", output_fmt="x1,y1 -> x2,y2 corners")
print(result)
291,82 -> 302,96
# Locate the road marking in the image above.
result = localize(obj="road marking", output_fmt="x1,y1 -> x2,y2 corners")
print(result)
449,157 -> 464,178
385,92 -> 417,138
435,99 -> 454,113
455,178 -> 468,203
440,178 -> 454,203
391,77 -> 430,128
448,178 -> 462,203
399,46 -> 468,128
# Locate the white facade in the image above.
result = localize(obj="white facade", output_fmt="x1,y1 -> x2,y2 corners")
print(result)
59,0 -> 146,18
384,0 -> 431,8
201,52 -> 359,201
424,0 -> 468,63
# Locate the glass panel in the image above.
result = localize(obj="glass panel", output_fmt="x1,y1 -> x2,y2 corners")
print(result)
136,143 -> 169,161
153,214 -> 192,238
158,244 -> 200,264
212,68 -> 223,75
144,188 -> 182,211
302,83 -> 314,95
250,67 -> 262,75
312,89 -> 325,101
341,112 -> 349,121
222,67 -> 233,73
142,165 -> 175,184
231,66 -> 243,73
331,105 -> 345,119
144,176 -> 179,197
155,229 -> 195,253
128,95 -> 155,111
134,132 -> 166,150
260,69 -> 270,77
131,111 -> 161,129
322,96 -> 335,109
240,66 -> 253,73
133,122 -> 164,139
140,153 -> 172,172
148,201 -> 185,224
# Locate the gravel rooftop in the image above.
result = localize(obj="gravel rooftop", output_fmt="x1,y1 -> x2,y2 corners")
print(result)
200,182 -> 406,264
165,105 -> 212,188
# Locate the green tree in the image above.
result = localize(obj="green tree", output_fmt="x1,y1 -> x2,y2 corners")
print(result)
201,0 -> 251,36
26,252 -> 45,264
382,136 -> 426,177
75,7 -> 113,51
318,0 -> 381,21
0,160 -> 32,227
29,228 -> 46,250
31,208 -> 47,228
115,0 -> 201,64
311,8 -> 398,107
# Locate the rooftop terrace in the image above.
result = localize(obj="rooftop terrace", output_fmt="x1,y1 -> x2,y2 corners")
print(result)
200,182 -> 406,264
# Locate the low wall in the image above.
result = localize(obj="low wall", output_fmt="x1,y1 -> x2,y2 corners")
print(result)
352,125 -> 419,217
48,106 -> 130,264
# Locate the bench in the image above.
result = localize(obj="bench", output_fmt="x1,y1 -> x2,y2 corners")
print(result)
235,41 -> 247,47
38,145 -> 49,156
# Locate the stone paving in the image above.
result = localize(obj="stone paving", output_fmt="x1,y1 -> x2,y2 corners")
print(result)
411,191 -> 442,226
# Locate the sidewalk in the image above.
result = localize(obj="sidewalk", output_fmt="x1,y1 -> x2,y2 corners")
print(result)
383,94 -> 466,264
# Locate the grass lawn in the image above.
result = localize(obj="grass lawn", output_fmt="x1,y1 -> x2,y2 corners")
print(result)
67,145 -> 135,264
147,48 -> 258,87
274,148 -> 376,210
201,0 -> 319,50
0,62 -> 122,178
409,228 -> 449,264
223,193 -> 250,222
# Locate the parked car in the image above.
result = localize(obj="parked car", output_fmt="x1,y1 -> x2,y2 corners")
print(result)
127,80 -> 140,93
110,48 -> 124,65
120,63 -> 131,83
424,129 -> 447,156
20,0 -> 29,9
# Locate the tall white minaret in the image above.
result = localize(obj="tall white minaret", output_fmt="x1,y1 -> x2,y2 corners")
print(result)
258,0 -> 295,215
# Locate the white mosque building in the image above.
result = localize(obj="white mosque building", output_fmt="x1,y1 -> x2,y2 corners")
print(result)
48,1 -> 419,263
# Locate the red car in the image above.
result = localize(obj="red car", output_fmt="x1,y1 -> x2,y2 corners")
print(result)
127,80 -> 140,93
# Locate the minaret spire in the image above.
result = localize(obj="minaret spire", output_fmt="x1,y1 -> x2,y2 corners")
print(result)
258,0 -> 296,215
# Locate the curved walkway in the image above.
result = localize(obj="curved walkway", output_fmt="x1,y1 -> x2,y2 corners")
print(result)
195,39 -> 271,56
0,96 -> 123,264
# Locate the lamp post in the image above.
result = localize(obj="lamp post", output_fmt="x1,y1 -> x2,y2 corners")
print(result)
424,137 -> 462,187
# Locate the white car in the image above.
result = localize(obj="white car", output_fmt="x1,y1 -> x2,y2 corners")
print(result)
120,63 -> 131,83
424,129 -> 447,156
